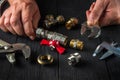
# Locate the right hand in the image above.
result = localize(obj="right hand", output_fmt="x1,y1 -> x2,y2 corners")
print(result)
0,0 -> 40,40
86,0 -> 120,27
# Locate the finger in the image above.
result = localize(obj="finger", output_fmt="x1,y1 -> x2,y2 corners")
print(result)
0,16 -> 8,32
22,6 -> 35,40
10,11 -> 24,36
86,10 -> 91,20
4,13 -> 16,34
89,2 -> 96,11
32,10 -> 40,30
87,2 -> 95,21
88,0 -> 109,25
24,21 -> 35,40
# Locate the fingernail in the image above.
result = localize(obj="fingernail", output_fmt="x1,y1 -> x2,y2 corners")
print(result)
30,36 -> 35,40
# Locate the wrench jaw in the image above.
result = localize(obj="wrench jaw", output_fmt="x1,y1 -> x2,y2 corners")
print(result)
6,45 -> 31,64
0,42 -> 31,64
6,53 -> 16,64
7,44 -> 31,64
88,26 -> 101,38
81,21 -> 101,38
12,43 -> 31,59
21,45 -> 31,59
81,22 -> 88,35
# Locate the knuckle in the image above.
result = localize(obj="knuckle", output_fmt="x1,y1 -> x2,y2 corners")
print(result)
10,19 -> 17,26
22,2 -> 31,9
22,3 -> 27,7
4,21 -> 10,27
92,10 -> 99,18
22,16 -> 30,23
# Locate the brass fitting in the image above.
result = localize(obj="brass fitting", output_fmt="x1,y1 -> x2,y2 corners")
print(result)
43,15 -> 56,28
43,20 -> 56,28
37,54 -> 54,65
65,18 -> 79,30
69,39 -> 84,50
45,14 -> 55,21
56,15 -> 65,23
44,15 -> 65,29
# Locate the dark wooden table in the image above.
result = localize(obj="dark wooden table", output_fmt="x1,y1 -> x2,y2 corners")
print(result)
0,0 -> 120,80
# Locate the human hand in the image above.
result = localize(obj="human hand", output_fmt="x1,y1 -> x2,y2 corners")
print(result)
86,0 -> 120,27
0,0 -> 40,40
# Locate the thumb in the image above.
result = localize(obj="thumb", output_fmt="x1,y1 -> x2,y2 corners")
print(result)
87,0 -> 109,26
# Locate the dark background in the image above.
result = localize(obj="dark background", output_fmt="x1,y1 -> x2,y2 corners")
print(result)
0,0 -> 120,80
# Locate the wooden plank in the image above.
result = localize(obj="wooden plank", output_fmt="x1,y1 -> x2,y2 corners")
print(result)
1,0 -> 120,80
57,0 -> 110,80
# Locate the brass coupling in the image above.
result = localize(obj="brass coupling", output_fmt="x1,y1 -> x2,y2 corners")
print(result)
37,54 -> 54,65
56,15 -> 65,23
69,39 -> 84,50
45,14 -> 55,21
65,18 -> 78,30
44,15 -> 65,29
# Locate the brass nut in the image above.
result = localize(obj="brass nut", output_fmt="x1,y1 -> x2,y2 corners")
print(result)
56,15 -> 65,23
69,39 -> 84,50
43,20 -> 56,28
37,54 -> 54,65
45,14 -> 55,21
65,18 -> 79,30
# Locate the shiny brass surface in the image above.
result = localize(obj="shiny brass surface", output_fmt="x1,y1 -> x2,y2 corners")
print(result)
69,39 -> 84,50
65,18 -> 78,30
45,14 -> 55,21
37,54 -> 54,65
56,15 -> 65,23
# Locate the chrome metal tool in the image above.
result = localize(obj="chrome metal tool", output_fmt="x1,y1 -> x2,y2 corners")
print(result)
81,21 -> 101,38
68,52 -> 81,66
0,39 -> 31,63
93,41 -> 120,60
